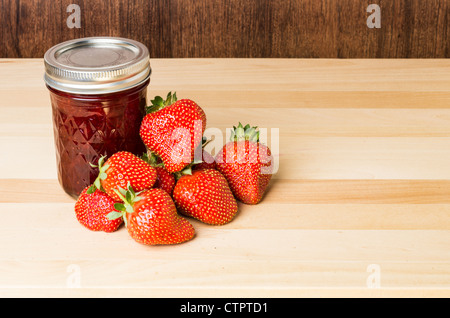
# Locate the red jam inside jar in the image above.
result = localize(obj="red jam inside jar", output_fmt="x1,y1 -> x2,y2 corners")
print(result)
44,37 -> 151,198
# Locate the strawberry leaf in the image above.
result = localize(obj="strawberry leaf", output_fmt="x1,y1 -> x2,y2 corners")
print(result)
235,126 -> 244,139
140,152 -> 150,163
90,155 -> 109,192
117,186 -> 127,196
94,178 -> 101,192
146,91 -> 178,114
125,205 -> 134,213
182,166 -> 192,175
230,123 -> 260,142
126,191 -> 132,203
151,96 -> 164,107
114,203 -> 126,212
127,182 -> 137,198
107,211 -> 123,220
113,186 -> 140,216
86,184 -> 96,194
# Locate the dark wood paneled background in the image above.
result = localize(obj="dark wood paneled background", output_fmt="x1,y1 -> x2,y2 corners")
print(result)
1,0 -> 449,58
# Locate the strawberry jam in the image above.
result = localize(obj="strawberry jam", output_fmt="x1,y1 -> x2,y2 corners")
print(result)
44,37 -> 151,198
48,82 -> 148,198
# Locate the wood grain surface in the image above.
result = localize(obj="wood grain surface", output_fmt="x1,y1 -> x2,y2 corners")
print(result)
1,0 -> 450,58
0,58 -> 449,297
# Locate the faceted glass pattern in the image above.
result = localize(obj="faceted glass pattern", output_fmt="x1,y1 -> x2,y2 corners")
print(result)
49,81 -> 149,198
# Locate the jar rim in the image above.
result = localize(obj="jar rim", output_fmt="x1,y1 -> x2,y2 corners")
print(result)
44,37 -> 151,95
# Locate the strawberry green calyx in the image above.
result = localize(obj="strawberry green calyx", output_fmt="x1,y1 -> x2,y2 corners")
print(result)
107,183 -> 142,228
145,91 -> 178,114
140,150 -> 164,168
230,123 -> 259,142
174,165 -> 193,181
87,155 -> 110,194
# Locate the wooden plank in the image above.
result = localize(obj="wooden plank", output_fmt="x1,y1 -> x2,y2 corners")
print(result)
175,91 -> 450,109
0,287 -> 448,298
264,180 -> 450,204
1,58 -> 449,298
0,260 -> 448,290
2,202 -> 450,230
4,135 -> 450,180
0,181 -> 73,203
1,0 -> 450,58
3,58 -> 450,92
276,137 -> 450,180
203,108 -> 450,137
3,179 -> 450,205
4,89 -> 450,110
148,59 -> 450,92
0,136 -> 57,179
0,203 -> 448,264
0,202 -> 448,292
3,59 -> 450,110
7,106 -> 450,137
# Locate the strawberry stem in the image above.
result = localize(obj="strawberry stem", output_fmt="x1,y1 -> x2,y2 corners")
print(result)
109,182 -> 143,228
87,155 -> 109,194
141,150 -> 165,168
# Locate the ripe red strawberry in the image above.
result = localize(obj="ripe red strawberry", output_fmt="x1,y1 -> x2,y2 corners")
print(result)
74,186 -> 123,232
109,185 -> 195,245
139,92 -> 207,173
140,151 -> 176,196
215,123 -> 273,204
88,151 -> 157,202
173,169 -> 238,225
154,166 -> 176,196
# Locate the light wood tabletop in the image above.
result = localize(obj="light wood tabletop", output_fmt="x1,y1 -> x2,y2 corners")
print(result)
0,58 -> 449,297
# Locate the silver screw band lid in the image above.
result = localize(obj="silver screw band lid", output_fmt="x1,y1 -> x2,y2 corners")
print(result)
44,37 -> 151,94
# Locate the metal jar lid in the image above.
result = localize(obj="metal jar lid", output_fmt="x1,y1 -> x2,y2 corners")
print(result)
44,37 -> 151,94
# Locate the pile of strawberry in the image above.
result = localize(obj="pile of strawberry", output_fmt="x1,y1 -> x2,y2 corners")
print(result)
74,92 -> 274,245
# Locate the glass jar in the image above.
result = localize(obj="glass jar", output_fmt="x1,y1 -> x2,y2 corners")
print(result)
44,37 -> 151,199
